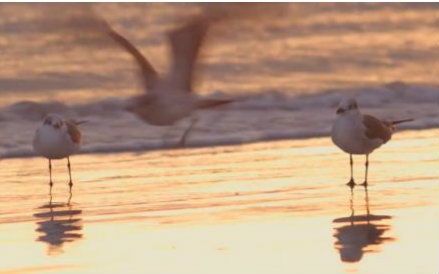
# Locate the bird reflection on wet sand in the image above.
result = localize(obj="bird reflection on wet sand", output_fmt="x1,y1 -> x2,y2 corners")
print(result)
333,186 -> 394,263
33,195 -> 83,256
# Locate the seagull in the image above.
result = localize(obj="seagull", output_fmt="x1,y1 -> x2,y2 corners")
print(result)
105,17 -> 234,146
331,98 -> 413,187
33,113 -> 84,192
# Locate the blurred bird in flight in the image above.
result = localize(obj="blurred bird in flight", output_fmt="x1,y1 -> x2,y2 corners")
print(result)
105,16 -> 234,146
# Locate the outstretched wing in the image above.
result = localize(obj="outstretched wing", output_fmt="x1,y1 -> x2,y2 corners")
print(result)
363,114 -> 392,144
107,27 -> 159,92
168,17 -> 210,93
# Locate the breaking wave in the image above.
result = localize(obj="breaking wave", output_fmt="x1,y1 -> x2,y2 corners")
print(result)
0,81 -> 437,159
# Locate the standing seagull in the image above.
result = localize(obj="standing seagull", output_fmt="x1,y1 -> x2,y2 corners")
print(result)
105,17 -> 233,146
331,98 -> 413,187
33,113 -> 83,192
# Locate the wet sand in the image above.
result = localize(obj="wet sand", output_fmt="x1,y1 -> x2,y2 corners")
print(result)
0,129 -> 438,274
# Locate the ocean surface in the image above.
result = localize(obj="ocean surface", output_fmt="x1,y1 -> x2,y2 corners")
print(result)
0,129 -> 438,273
0,4 -> 438,273
0,3 -> 437,158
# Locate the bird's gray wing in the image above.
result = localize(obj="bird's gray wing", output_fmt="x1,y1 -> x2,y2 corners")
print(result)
167,17 -> 210,93
363,114 -> 392,143
107,27 -> 159,92
66,120 -> 82,145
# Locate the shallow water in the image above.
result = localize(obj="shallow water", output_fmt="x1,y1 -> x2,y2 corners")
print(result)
0,129 -> 437,273
0,4 -> 438,273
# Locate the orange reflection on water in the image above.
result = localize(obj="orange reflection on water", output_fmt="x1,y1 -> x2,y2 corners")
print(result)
333,187 -> 394,263
34,201 -> 83,256
0,129 -> 437,273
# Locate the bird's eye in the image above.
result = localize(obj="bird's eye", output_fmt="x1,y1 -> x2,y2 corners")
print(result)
53,121 -> 63,128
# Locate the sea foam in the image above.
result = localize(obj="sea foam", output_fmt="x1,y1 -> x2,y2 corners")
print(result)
0,82 -> 437,158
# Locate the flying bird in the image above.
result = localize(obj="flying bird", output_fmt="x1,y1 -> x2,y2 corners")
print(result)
331,98 -> 413,187
33,113 -> 84,192
106,17 -> 233,146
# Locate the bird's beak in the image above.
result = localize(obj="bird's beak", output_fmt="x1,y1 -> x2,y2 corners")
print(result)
336,108 -> 344,114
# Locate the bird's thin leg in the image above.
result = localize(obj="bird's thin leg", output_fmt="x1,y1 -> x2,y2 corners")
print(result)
67,157 -> 73,192
347,154 -> 355,187
178,117 -> 198,147
48,159 -> 53,189
361,154 -> 369,186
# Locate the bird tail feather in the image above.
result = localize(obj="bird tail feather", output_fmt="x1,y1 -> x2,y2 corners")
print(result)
73,120 -> 89,125
391,118 -> 414,125
196,99 -> 234,109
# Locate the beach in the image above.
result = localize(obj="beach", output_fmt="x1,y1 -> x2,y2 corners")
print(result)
0,3 -> 438,274
0,129 -> 437,273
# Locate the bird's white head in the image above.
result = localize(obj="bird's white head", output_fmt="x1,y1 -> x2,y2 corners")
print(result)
42,113 -> 65,130
336,98 -> 360,116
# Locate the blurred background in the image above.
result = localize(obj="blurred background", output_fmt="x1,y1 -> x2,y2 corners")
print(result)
0,3 -> 437,157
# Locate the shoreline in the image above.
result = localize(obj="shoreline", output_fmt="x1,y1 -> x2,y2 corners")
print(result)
1,127 -> 436,160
